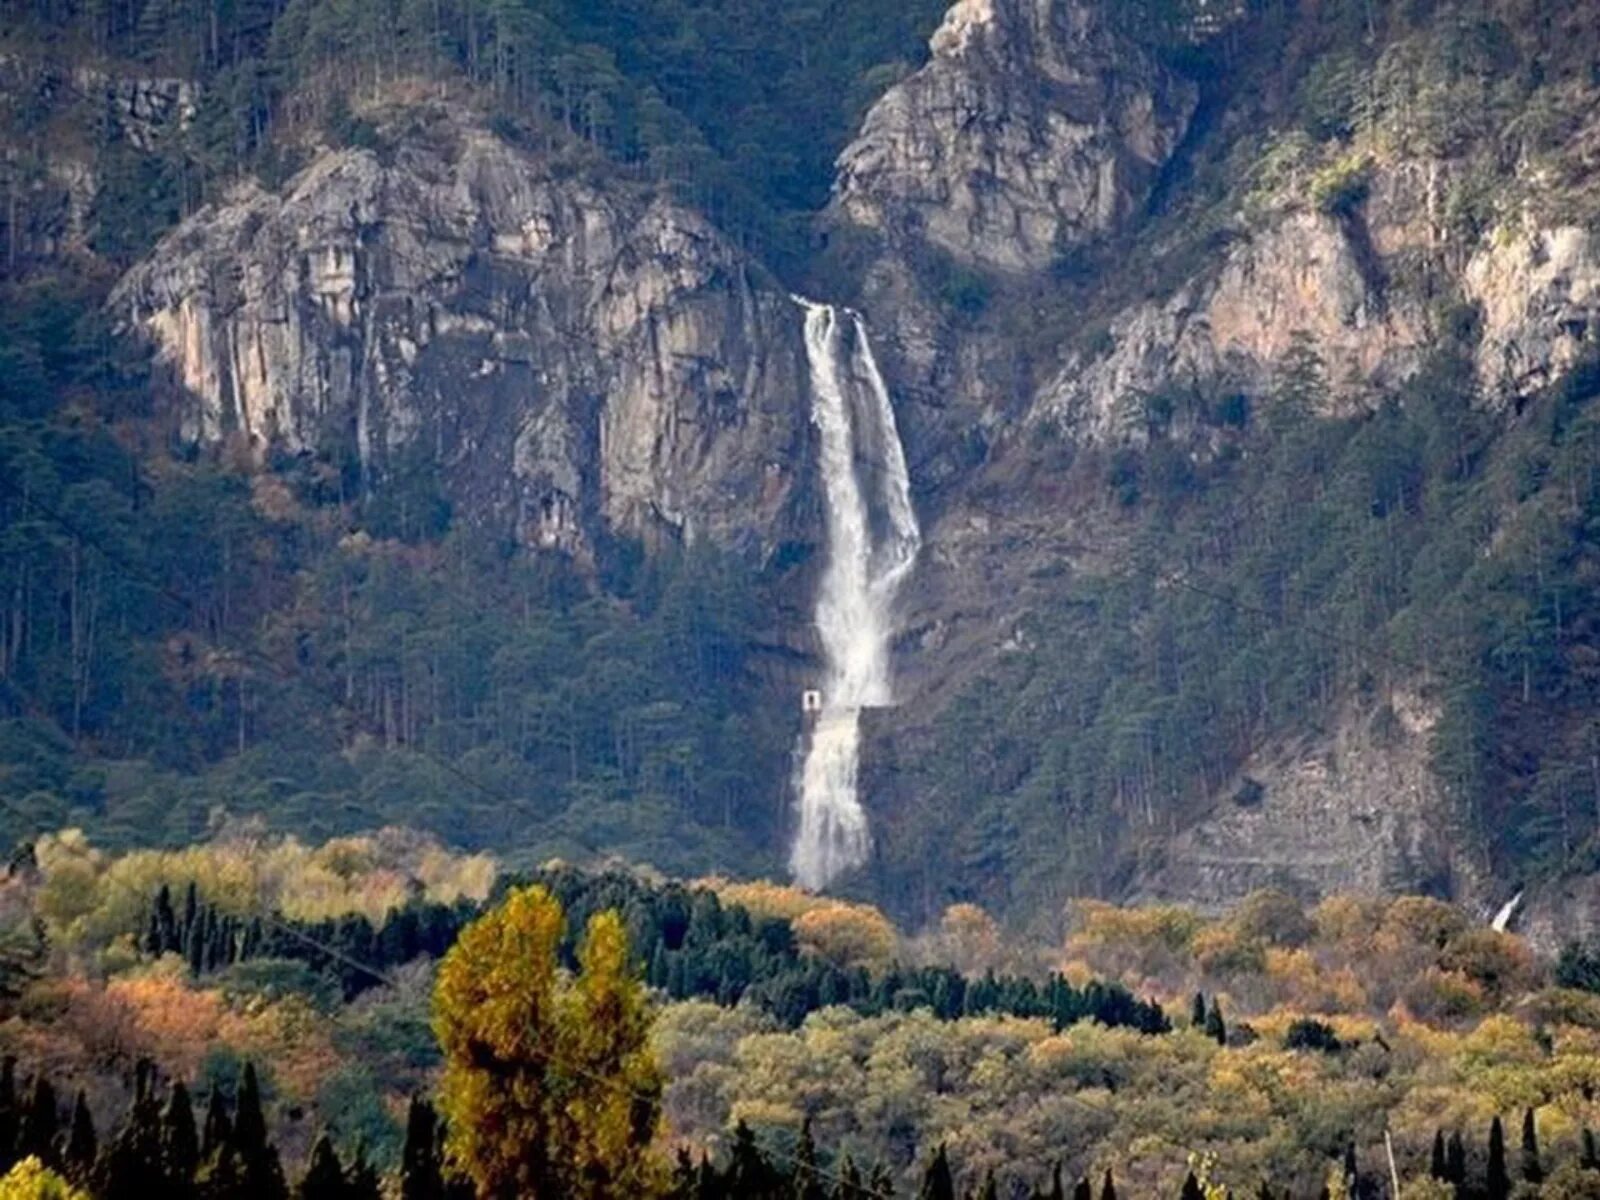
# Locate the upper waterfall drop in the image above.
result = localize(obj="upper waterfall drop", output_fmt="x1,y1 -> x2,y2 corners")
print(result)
790,298 -> 921,891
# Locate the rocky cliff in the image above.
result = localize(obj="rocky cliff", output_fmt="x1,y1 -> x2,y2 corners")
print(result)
111,105 -> 814,560
833,0 -> 1196,274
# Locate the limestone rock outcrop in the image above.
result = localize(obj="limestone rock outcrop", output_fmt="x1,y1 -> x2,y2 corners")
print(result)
832,0 -> 1197,274
111,108 -> 813,557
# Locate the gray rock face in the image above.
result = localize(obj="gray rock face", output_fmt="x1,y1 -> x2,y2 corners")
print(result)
833,0 -> 1197,273
111,110 -> 813,557
1135,693 -> 1480,910
1034,211 -> 1431,440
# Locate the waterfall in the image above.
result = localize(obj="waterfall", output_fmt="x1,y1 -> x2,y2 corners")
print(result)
790,299 -> 921,891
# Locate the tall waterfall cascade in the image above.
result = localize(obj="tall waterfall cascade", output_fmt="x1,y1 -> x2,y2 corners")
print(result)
790,299 -> 921,891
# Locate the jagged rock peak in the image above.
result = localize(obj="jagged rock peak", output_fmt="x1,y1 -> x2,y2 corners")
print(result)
832,0 -> 1198,273
110,102 -> 812,559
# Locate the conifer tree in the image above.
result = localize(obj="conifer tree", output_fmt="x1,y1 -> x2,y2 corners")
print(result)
17,1076 -> 58,1167
64,1090 -> 96,1183
297,1134 -> 345,1200
344,1139 -> 378,1200
834,1155 -> 864,1200
1520,1107 -> 1542,1184
163,1080 -> 200,1186
1341,1144 -> 1357,1193
1584,1128 -> 1599,1170
795,1119 -> 826,1200
1204,1000 -> 1227,1046
1446,1131 -> 1466,1185
1191,992 -> 1206,1028
400,1096 -> 445,1200
1430,1131 -> 1446,1180
1180,1172 -> 1204,1200
977,1169 -> 998,1200
200,1088 -> 232,1161
1487,1116 -> 1509,1200
919,1144 -> 955,1200
1072,1179 -> 1091,1200
1099,1168 -> 1116,1200
0,1058 -> 19,1175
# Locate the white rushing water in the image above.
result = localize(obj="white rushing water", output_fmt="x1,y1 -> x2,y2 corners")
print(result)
790,299 -> 921,890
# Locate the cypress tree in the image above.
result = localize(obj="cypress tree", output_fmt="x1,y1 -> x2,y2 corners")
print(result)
235,1063 -> 287,1200
201,1087 -> 232,1160
65,1090 -> 96,1182
1099,1168 -> 1116,1200
834,1155 -> 864,1200
1430,1130 -> 1447,1180
233,1064 -> 268,1161
795,1119 -> 826,1200
1204,1000 -> 1227,1046
156,884 -> 178,952
399,1096 -> 444,1200
919,1144 -> 955,1200
1446,1131 -> 1466,1185
1487,1116 -> 1510,1200
163,1080 -> 200,1186
1191,992 -> 1207,1028
17,1075 -> 58,1167
1180,1172 -> 1204,1200
0,1056 -> 18,1173
186,920 -> 205,977
346,1140 -> 380,1200
1520,1107 -> 1542,1183
97,1091 -> 167,1200
297,1133 -> 345,1200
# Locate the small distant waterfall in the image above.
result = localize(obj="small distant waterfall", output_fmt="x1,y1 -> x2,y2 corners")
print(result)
790,298 -> 921,891
1491,891 -> 1522,932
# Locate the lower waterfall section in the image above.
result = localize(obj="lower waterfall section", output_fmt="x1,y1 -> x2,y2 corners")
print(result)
790,299 -> 921,891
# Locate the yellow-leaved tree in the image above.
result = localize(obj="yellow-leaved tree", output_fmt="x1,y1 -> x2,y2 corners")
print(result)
432,885 -> 663,1199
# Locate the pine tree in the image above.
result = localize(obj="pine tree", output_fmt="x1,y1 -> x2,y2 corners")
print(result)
297,1133 -> 345,1200
1430,1131 -> 1446,1180
1072,1180 -> 1091,1200
1342,1144 -> 1358,1193
1099,1168 -> 1116,1200
1520,1107 -> 1542,1184
1190,992 -> 1206,1028
1180,1172 -> 1204,1200
1487,1116 -> 1510,1200
1584,1128 -> 1599,1170
919,1144 -> 955,1200
64,1090 -> 96,1182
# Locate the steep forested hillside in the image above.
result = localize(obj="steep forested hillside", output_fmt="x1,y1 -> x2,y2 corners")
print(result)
2,0 -> 1600,936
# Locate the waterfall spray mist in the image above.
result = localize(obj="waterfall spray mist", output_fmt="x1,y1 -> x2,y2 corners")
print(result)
790,299 -> 920,890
